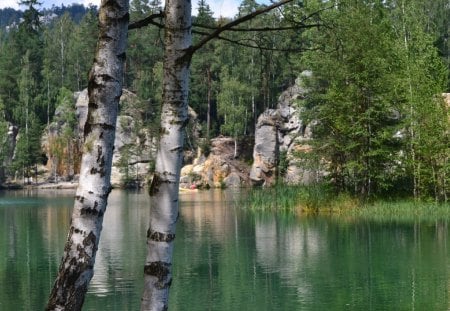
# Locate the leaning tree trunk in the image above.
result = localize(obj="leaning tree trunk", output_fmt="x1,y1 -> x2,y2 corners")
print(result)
46,1 -> 129,310
141,0 -> 192,310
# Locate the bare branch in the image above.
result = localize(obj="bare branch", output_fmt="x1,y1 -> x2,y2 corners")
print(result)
195,35 -> 316,53
189,0 -> 295,56
192,22 -> 323,32
128,12 -> 164,30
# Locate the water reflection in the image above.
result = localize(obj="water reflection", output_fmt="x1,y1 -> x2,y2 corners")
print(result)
0,190 -> 450,310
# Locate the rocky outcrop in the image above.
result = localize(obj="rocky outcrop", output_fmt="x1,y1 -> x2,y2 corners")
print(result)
42,89 -> 157,188
180,136 -> 251,188
250,71 -> 315,186
249,110 -> 280,186
42,88 -> 202,188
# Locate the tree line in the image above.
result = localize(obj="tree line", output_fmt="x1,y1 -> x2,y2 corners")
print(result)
0,1 -> 448,196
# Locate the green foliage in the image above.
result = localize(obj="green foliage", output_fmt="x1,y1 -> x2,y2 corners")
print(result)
245,183 -> 347,213
116,144 -> 138,188
198,138 -> 211,157
342,200 -> 450,223
390,0 -> 449,201
277,150 -> 288,179
12,117 -> 43,182
217,70 -> 252,139
0,98 -> 9,181
298,0 -> 449,200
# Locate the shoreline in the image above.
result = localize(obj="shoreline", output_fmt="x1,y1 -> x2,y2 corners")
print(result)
1,181 -> 79,190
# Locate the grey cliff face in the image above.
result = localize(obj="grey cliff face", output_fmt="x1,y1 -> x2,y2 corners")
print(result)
250,71 -> 316,186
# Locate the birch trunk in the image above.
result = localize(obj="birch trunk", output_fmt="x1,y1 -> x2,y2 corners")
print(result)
46,1 -> 129,310
141,0 -> 191,310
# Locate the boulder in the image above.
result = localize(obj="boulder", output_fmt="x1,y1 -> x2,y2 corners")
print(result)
223,172 -> 241,188
180,136 -> 251,188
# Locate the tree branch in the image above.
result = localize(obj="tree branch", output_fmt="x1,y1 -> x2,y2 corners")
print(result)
188,0 -> 295,56
192,34 -> 316,53
128,12 -> 164,30
192,22 -> 323,32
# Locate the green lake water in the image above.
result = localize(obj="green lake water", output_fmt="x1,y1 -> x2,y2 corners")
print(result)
1,189 -> 450,310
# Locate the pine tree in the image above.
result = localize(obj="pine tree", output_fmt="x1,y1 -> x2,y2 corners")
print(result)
391,0 -> 449,200
301,1 -> 404,197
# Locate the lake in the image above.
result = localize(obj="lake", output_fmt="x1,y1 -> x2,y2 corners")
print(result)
1,189 -> 449,310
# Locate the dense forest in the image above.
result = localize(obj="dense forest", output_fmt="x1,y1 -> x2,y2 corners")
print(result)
0,0 -> 448,201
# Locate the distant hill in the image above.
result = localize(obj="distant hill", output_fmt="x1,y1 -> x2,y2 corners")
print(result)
41,3 -> 97,24
0,3 -> 97,29
0,8 -> 22,28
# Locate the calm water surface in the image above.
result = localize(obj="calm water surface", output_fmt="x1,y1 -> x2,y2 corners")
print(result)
0,189 -> 449,310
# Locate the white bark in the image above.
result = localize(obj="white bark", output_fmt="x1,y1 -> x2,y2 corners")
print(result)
46,1 -> 129,310
141,0 -> 191,310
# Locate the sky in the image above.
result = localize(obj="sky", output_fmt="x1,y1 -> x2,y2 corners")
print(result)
0,0 -> 263,17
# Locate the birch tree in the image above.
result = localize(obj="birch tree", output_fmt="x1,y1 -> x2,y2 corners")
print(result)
138,1 -> 297,309
46,0 -> 129,309
140,0 -> 191,309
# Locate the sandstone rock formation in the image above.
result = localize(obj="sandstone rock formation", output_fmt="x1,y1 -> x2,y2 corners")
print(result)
250,71 -> 316,186
180,136 -> 251,188
42,89 -> 156,187
42,88 -> 202,188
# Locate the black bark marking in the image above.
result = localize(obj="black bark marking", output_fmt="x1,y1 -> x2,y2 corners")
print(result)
147,229 -> 175,242
144,261 -> 172,289
99,187 -> 112,199
148,173 -> 160,196
74,228 -> 84,235
117,12 -> 129,23
96,145 -> 103,164
82,231 -> 97,248
85,123 -> 115,139
117,51 -> 127,62
88,101 -> 99,110
100,123 -> 115,131
170,146 -> 183,153
76,195 -> 85,203
98,73 -> 118,83
83,121 -> 92,138
90,167 -> 106,177
80,206 -> 104,217
47,228 -> 95,310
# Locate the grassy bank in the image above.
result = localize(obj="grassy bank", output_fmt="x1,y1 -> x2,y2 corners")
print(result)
244,184 -> 450,220
345,200 -> 450,222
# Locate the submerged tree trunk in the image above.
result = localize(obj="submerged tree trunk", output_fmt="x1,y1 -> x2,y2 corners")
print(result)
141,0 -> 191,310
46,1 -> 129,310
